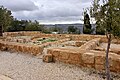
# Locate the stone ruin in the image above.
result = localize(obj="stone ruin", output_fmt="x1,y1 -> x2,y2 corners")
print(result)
0,31 -> 120,73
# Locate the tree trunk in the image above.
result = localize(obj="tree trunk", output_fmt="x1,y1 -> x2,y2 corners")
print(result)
106,34 -> 111,80
0,25 -> 3,36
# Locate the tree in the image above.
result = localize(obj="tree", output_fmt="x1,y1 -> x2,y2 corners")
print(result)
25,20 -> 38,31
0,6 -> 13,36
68,26 -> 77,34
90,0 -> 120,80
83,11 -> 92,34
51,26 -> 58,32
49,26 -> 62,34
42,27 -> 51,34
96,20 -> 105,35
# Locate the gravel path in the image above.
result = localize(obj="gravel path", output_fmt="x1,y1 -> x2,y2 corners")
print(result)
0,51 -> 119,80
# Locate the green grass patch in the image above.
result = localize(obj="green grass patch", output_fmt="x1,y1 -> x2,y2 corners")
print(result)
37,38 -> 57,43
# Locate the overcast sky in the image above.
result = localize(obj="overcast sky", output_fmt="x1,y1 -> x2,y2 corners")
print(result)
0,0 -> 93,24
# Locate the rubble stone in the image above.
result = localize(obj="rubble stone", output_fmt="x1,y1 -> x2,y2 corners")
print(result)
43,54 -> 53,63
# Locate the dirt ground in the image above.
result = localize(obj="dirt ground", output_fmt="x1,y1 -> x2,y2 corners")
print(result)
0,51 -> 120,80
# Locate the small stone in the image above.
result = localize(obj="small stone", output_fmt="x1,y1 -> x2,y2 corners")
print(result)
1,46 -> 7,51
43,54 -> 53,63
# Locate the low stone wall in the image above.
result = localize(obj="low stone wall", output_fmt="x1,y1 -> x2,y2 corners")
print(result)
46,37 -> 101,63
3,36 -> 31,43
0,37 -> 70,55
89,50 -> 120,73
3,31 -> 42,37
47,48 -> 120,73
79,38 -> 101,50
1,32 -> 120,72
4,32 -> 120,44
0,40 -> 43,55
3,32 -> 68,39
47,48 -> 85,64
45,38 -> 120,73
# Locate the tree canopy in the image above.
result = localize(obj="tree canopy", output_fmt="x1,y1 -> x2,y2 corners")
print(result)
67,26 -> 78,34
83,11 -> 92,34
0,6 -> 13,35
90,0 -> 120,80
90,0 -> 120,36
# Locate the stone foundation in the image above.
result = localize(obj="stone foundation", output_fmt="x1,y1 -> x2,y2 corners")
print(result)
45,38 -> 120,73
1,32 -> 120,73
0,40 -> 43,55
46,48 -> 120,73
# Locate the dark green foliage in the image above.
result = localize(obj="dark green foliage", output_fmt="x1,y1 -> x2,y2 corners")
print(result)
0,6 -> 13,35
67,26 -> 78,34
25,20 -> 39,31
7,19 -> 45,32
83,11 -> 92,34
41,27 -> 51,34
0,6 -> 45,33
96,21 -> 105,35
90,0 -> 120,36
37,38 -> 57,43
7,19 -> 25,31
51,26 -> 58,32
49,26 -> 62,33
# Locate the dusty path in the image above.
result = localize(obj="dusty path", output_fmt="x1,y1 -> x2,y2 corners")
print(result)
0,74 -> 13,80
0,51 -> 119,80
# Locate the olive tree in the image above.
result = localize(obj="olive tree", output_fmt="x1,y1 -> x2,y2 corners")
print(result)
90,0 -> 120,80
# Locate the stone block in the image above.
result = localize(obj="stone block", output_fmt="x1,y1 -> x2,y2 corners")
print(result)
1,46 -> 7,51
30,46 -> 42,55
82,52 -> 95,64
69,53 -> 81,61
13,44 -> 18,52
47,49 -> 53,54
18,45 -> 23,52
59,51 -> 70,60
52,49 -> 60,57
110,48 -> 120,55
43,54 -> 53,63
39,47 -> 43,54
68,60 -> 80,65
80,38 -> 100,50
95,55 -> 105,65
16,45 -> 20,52
109,57 -> 120,72
31,46 -> 39,55
22,46 -> 27,53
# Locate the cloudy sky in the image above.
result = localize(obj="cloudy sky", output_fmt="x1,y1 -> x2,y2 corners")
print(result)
0,0 -> 93,24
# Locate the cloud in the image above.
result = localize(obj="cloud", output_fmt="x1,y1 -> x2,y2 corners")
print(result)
0,0 -> 93,24
81,0 -> 92,3
0,0 -> 38,11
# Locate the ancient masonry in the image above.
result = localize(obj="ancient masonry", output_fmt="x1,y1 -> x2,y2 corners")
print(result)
0,31 -> 120,73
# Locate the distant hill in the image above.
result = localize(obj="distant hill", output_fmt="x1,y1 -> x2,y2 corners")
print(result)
43,23 -> 96,34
